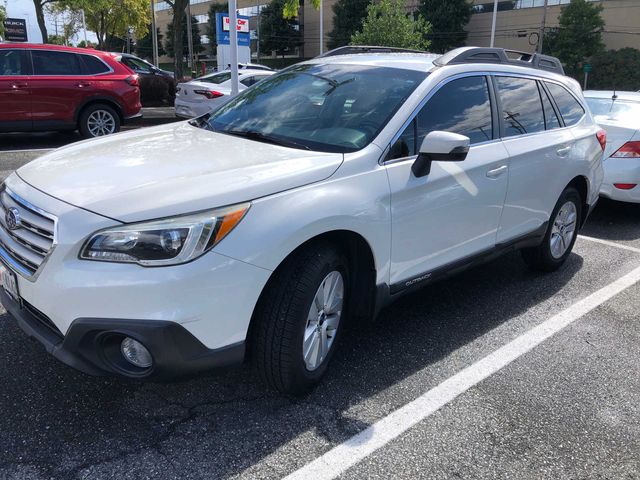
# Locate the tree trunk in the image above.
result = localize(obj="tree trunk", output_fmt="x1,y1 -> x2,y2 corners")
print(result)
32,0 -> 48,43
172,0 -> 188,80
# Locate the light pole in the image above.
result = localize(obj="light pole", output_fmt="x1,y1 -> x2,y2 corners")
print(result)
490,0 -> 498,47
151,0 -> 159,65
229,0 -> 239,95
319,0 -> 323,55
538,0 -> 549,53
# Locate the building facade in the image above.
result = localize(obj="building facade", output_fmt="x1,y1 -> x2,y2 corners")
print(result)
153,0 -> 640,65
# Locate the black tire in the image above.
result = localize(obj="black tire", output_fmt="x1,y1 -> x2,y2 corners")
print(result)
78,104 -> 121,139
522,186 -> 582,272
251,243 -> 349,395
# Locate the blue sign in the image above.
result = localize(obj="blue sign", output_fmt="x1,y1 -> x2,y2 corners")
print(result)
215,13 -> 251,47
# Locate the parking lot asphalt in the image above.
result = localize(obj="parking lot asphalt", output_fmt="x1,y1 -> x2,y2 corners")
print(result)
0,150 -> 638,480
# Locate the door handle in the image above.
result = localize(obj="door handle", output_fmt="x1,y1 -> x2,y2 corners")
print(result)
10,83 -> 28,89
76,82 -> 92,88
486,165 -> 508,178
556,146 -> 572,157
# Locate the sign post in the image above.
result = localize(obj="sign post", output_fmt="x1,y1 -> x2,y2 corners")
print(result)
583,63 -> 592,90
3,18 -> 28,42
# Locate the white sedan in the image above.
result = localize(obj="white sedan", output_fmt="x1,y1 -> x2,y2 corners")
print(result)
175,69 -> 275,118
585,90 -> 640,203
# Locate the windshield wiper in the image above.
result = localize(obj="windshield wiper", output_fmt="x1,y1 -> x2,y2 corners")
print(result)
223,129 -> 311,150
189,115 -> 215,131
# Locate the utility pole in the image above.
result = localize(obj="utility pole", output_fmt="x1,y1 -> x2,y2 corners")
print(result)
490,0 -> 498,47
186,1 -> 194,72
151,0 -> 159,65
538,0 -> 549,53
229,0 -> 239,95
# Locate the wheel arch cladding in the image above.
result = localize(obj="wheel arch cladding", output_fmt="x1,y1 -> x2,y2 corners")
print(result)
566,175 -> 589,227
246,230 -> 378,353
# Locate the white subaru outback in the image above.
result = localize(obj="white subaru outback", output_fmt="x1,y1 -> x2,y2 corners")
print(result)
0,47 -> 604,394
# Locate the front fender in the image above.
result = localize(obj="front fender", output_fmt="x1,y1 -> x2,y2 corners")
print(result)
213,165 -> 392,288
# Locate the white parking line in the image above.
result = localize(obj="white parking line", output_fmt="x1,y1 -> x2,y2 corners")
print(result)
578,235 -> 640,254
284,264 -> 640,480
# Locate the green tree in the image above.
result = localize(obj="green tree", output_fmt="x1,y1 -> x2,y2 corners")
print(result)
135,25 -> 166,60
33,0 -> 64,43
47,34 -> 65,45
165,16 -> 204,60
418,0 -> 472,53
260,0 -> 303,58
0,5 -> 6,39
77,40 -> 97,48
351,0 -> 431,50
589,48 -> 640,90
61,0 -> 150,50
206,2 -> 228,51
542,0 -> 605,79
283,0 -> 319,19
327,0 -> 370,50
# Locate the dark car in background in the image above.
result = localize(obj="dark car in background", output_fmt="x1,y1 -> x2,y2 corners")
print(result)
0,44 -> 141,138
114,53 -> 176,107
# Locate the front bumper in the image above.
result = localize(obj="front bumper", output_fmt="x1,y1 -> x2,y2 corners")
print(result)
1,288 -> 245,379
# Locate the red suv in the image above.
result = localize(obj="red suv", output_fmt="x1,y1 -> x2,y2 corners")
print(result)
0,44 -> 141,138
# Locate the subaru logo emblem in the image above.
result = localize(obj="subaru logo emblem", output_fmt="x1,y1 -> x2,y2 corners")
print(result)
5,207 -> 21,231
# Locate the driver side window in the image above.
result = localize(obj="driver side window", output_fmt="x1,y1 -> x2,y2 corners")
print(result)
386,76 -> 493,161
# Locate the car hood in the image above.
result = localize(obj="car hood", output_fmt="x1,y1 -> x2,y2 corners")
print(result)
17,122 -> 344,223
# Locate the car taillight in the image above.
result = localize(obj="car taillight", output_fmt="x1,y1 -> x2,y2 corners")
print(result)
596,129 -> 606,152
613,183 -> 637,190
610,141 -> 640,158
125,75 -> 139,87
194,90 -> 224,99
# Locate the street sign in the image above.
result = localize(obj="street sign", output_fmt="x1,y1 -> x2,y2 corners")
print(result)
583,63 -> 592,73
215,13 -> 251,47
3,18 -> 28,42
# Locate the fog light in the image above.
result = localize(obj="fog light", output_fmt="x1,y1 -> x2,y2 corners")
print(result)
121,337 -> 153,368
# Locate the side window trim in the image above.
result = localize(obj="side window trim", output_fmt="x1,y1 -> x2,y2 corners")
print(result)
383,72 -> 497,164
539,80 -> 566,128
488,75 -> 505,139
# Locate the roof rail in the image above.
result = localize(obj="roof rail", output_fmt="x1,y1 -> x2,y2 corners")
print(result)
318,45 -> 426,57
433,47 -> 565,75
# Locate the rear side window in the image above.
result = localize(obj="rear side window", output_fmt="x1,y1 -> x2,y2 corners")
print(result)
496,76 -> 545,138
539,83 -> 561,130
545,82 -> 585,126
32,50 -> 82,75
81,55 -> 111,75
0,49 -> 27,76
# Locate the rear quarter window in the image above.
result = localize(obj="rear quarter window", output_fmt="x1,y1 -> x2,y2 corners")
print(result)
545,82 -> 585,126
81,55 -> 111,75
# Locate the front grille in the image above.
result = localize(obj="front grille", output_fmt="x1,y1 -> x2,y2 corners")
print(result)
0,187 -> 56,278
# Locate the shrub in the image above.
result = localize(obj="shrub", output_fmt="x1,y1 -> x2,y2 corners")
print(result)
139,75 -> 177,107
588,48 -> 640,91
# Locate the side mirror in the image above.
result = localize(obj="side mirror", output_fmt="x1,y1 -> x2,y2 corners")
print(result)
411,131 -> 470,178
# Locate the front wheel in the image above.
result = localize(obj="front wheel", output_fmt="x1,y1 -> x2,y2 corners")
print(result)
79,104 -> 121,138
251,243 -> 349,395
522,186 -> 582,272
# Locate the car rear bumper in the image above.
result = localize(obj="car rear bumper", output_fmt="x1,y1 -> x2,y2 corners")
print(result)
1,288 -> 245,379
600,157 -> 640,203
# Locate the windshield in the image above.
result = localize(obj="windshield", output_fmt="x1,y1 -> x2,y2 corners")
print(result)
586,97 -> 640,123
199,63 -> 427,153
198,72 -> 232,84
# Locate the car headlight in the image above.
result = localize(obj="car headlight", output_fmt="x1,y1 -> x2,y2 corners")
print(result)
80,203 -> 250,266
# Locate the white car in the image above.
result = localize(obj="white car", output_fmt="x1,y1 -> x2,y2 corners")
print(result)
0,47 -> 603,394
175,69 -> 275,118
584,90 -> 640,202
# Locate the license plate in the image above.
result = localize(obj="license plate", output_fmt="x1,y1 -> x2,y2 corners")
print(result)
0,264 -> 19,301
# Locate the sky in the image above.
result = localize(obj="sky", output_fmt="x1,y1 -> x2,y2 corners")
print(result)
4,0 -> 97,44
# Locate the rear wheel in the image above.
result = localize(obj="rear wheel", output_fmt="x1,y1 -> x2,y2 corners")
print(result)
79,104 -> 121,138
522,187 -> 582,272
251,243 -> 348,395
